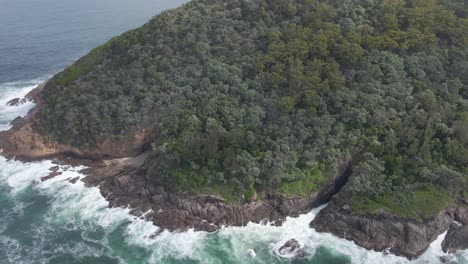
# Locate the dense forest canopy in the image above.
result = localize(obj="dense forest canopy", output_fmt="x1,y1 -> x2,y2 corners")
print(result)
39,0 -> 467,215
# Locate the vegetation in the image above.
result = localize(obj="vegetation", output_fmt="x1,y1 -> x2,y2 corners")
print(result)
38,0 -> 467,212
350,184 -> 453,219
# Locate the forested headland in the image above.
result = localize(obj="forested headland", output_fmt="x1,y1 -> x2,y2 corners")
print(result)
37,0 -> 467,218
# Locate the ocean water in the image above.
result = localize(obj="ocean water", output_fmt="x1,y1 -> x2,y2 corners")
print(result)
0,1 -> 467,264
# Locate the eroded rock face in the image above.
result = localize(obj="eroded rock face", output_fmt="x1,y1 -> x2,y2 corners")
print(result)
2,122 -> 155,161
310,201 -> 454,259
442,224 -> 468,254
90,158 -> 353,233
98,170 -> 313,232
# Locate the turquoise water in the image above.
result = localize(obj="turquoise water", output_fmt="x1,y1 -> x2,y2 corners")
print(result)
0,1 -> 467,263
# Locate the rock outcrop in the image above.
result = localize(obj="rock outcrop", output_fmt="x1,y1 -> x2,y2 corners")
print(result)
441,203 -> 468,254
442,224 -> 468,254
278,239 -> 307,259
98,169 -> 311,232
92,155 -> 353,232
6,98 -> 27,106
310,201 -> 456,259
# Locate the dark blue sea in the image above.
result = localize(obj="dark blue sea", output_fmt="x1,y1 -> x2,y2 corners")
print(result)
0,0 -> 466,263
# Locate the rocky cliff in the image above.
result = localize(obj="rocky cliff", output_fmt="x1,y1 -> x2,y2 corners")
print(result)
0,82 -> 154,161
310,197 -> 468,259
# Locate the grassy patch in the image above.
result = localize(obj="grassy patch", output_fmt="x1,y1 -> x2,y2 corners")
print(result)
278,168 -> 325,197
351,184 -> 454,219
198,183 -> 242,204
171,163 -> 242,204
53,41 -> 112,86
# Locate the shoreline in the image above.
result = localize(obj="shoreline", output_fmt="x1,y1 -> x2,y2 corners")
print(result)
1,82 -> 467,260
0,83 -> 323,231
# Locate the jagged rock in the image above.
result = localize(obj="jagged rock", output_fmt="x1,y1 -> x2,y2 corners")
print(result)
95,168 -> 321,232
6,98 -> 28,106
69,177 -> 80,184
41,171 -> 62,181
439,255 -> 458,264
6,98 -> 20,106
310,201 -> 454,259
114,175 -> 132,191
442,223 -> 468,253
455,207 -> 468,225
278,239 -> 307,259
86,158 -> 354,233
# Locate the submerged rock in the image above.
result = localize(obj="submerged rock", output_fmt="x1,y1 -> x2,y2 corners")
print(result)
279,239 -> 301,254
41,171 -> 62,181
68,176 -> 80,184
278,239 -> 307,259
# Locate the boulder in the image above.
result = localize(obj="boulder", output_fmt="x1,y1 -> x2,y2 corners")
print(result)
278,239 -> 307,259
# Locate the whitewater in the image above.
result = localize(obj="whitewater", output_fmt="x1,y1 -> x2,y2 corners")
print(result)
0,79 -> 467,264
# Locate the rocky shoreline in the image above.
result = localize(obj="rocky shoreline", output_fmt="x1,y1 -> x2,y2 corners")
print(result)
0,83 -> 349,232
1,82 -> 467,260
310,199 -> 468,259
39,151 -> 353,233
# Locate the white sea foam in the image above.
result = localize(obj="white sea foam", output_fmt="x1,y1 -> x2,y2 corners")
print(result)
1,155 -> 467,264
0,78 -> 46,131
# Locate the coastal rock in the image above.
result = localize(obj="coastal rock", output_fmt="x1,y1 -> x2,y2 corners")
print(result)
41,170 -> 62,181
455,206 -> 468,225
6,98 -> 26,106
82,157 -> 353,233
94,167 -> 319,232
278,239 -> 306,259
68,176 -> 80,184
6,98 -> 20,106
442,223 -> 468,253
310,201 -> 454,259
